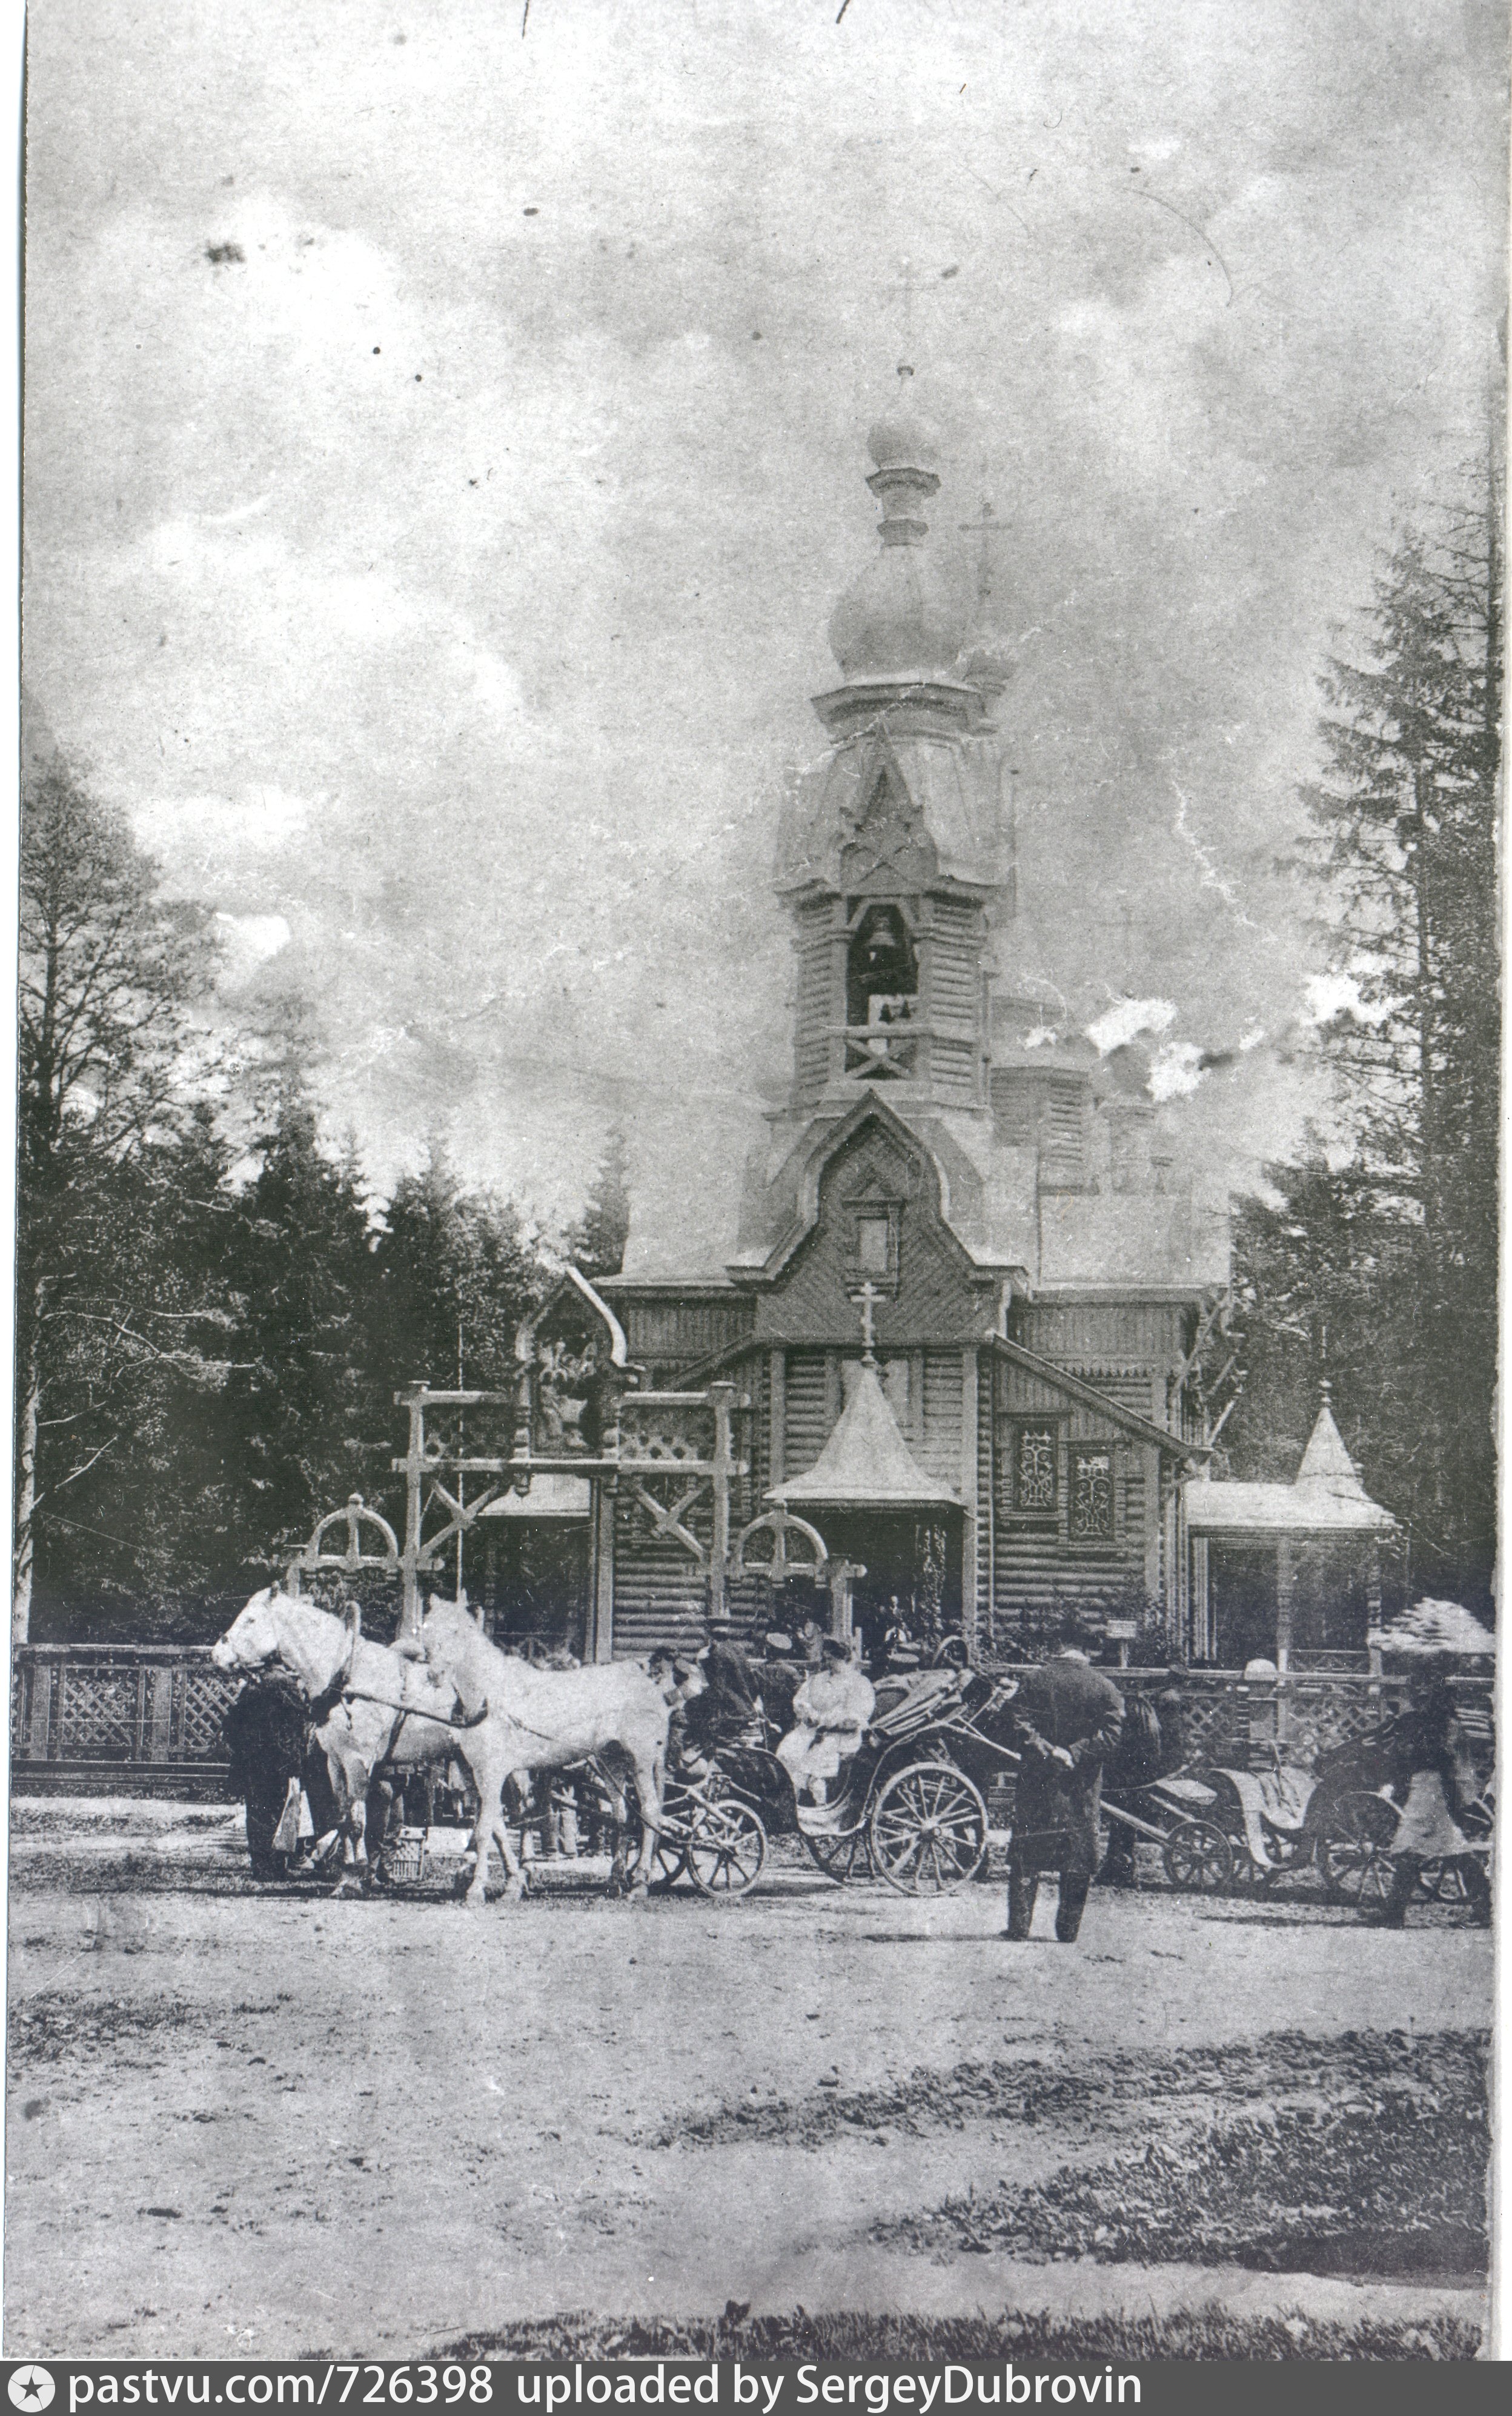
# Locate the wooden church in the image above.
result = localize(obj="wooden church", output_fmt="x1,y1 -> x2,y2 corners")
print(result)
481,402 -> 1230,1666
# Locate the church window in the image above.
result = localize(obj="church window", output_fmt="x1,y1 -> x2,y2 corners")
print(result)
1015,1425 -> 1058,1516
857,1214 -> 892,1276
1070,1450 -> 1115,1540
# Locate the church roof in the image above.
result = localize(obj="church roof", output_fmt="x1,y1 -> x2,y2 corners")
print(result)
775,727 -> 1007,895
1184,1397 -> 1396,1536
768,1360 -> 958,1508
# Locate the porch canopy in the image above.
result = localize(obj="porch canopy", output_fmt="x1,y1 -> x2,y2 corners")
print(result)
1182,1396 -> 1394,1668
767,1359 -> 957,1508
1184,1399 -> 1396,1540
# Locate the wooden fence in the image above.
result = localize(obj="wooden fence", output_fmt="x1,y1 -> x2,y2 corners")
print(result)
10,1646 -> 240,1797
8,1645 -> 1494,1797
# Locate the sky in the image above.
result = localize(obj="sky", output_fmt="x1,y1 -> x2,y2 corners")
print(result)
21,0 -> 1508,1231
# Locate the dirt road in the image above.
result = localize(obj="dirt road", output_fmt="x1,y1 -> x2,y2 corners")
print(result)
4,1801 -> 1492,2358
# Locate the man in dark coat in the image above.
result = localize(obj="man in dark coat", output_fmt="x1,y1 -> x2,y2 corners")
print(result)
1007,1622 -> 1124,1942
222,1672 -> 339,1880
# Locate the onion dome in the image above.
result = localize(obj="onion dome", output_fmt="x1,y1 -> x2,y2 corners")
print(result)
826,396 -> 970,682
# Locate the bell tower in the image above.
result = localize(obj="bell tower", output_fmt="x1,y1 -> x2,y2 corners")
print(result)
775,398 -> 1012,1117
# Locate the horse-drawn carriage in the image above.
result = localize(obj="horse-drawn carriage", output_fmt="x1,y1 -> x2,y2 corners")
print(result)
637,1662 -> 1021,1899
1100,1720 -> 1495,1907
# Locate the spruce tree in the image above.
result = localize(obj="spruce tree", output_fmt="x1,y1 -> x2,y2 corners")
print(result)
1216,466 -> 1500,1609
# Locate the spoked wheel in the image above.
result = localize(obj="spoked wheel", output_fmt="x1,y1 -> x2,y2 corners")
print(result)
647,1832 -> 687,1891
800,1816 -> 872,1883
1317,1791 -> 1400,1907
869,1760 -> 989,1895
1162,1817 -> 1235,1893
1414,1857 -> 1457,1902
685,1798 -> 768,1899
1230,1854 -> 1277,1892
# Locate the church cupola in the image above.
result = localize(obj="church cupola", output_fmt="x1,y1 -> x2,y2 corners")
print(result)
826,403 -> 970,684
774,401 -> 1012,1119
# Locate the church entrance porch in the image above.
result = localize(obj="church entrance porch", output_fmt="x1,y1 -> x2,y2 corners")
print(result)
807,1506 -> 961,1668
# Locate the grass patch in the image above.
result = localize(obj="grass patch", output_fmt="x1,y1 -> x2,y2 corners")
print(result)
438,2306 -> 1481,2362
7,1991 -> 286,2066
658,2029 -> 1486,2151
886,2097 -> 1488,2280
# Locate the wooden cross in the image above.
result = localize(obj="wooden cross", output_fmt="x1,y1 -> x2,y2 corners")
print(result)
851,1282 -> 884,1362
958,497 -> 1012,612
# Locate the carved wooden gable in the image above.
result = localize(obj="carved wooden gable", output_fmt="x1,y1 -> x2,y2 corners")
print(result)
838,765 -> 938,895
754,1115 -> 988,1346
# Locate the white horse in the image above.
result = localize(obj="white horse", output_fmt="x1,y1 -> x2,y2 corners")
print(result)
210,1587 -> 476,1889
398,1597 -> 703,1907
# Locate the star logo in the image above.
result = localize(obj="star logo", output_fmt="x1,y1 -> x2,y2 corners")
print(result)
8,2371 -> 55,2412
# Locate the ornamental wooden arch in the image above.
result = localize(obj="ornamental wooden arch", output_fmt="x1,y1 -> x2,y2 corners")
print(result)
286,1494 -> 400,1597
732,1508 -> 831,1587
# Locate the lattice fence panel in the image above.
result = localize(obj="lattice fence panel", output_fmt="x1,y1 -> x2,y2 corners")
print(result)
1177,1688 -> 1247,1765
179,1666 -> 239,1759
56,1666 -> 140,1762
1283,1687 -> 1398,1767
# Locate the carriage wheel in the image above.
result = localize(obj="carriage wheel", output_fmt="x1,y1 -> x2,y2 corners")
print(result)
648,1832 -> 687,1891
686,1799 -> 768,1900
800,1818 -> 871,1883
1317,1791 -> 1399,1907
1416,1858 -> 1467,1902
1162,1817 -> 1234,1893
1229,1852 -> 1276,1892
869,1761 -> 989,1895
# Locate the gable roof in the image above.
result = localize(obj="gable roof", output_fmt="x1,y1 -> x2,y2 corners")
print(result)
731,1090 -> 1026,1286
768,1360 -> 958,1507
986,1334 -> 1207,1463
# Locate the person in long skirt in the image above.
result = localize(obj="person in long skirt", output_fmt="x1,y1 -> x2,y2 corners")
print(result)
1368,1657 -> 1490,1926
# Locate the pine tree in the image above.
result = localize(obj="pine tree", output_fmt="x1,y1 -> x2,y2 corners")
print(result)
213,1083 -> 382,1589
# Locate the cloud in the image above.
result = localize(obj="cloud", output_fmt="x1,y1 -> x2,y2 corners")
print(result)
214,908 -> 291,956
1149,1039 -> 1207,1100
1304,972 -> 1394,1027
1087,997 -> 1178,1054
20,0 -> 1500,1219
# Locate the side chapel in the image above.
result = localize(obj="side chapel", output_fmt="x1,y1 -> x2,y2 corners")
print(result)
485,404 -> 1232,1665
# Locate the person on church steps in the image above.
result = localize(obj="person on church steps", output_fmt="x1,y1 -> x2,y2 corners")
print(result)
1364,1657 -> 1491,1927
1007,1620 -> 1125,1943
776,1634 -> 876,1817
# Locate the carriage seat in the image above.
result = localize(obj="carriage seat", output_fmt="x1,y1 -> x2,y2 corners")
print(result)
868,1668 -> 963,1739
